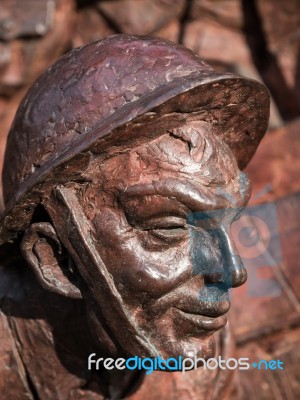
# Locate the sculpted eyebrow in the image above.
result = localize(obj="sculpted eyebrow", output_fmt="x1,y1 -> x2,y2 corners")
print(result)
119,193 -> 188,220
121,178 -> 248,215
121,180 -> 217,212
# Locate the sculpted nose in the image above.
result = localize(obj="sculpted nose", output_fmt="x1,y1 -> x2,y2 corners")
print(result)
200,226 -> 247,288
219,226 -> 247,288
190,224 -> 247,288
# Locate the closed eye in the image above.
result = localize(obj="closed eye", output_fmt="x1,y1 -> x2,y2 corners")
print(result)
133,217 -> 188,249
135,216 -> 187,230
149,227 -> 187,242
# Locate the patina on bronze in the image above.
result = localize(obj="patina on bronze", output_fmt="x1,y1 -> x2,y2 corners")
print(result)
0,35 -> 270,397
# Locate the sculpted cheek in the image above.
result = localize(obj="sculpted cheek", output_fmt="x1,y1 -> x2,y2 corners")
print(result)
118,251 -> 192,298
90,209 -> 192,299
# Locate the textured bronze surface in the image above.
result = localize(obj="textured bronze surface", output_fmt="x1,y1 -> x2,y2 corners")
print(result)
0,35 -> 270,399
1,35 -> 269,243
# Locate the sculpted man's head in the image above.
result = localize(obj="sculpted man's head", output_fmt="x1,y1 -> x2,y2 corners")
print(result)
0,35 -> 270,364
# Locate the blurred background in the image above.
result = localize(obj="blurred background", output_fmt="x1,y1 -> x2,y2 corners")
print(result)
0,0 -> 300,398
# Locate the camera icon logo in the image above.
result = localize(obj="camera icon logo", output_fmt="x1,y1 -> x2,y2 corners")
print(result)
231,201 -> 282,298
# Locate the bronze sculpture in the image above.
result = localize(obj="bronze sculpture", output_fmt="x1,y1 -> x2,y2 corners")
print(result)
0,35 -> 270,399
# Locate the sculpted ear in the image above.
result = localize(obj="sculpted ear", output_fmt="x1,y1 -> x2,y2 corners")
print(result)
21,222 -> 82,299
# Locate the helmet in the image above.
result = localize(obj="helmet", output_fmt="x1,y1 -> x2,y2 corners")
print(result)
0,34 -> 270,243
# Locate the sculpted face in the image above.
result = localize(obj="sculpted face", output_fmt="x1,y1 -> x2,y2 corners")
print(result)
1,34 -> 269,380
74,119 -> 251,360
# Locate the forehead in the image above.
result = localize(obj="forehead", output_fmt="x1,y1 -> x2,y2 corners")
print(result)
101,121 -> 239,186
87,120 -> 251,209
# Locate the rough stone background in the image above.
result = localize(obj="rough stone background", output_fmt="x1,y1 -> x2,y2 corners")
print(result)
0,1 -> 300,399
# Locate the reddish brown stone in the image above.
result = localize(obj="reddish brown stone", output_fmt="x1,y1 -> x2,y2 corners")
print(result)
190,0 -> 243,29
246,119 -> 300,203
19,0 -> 75,86
72,6 -> 114,48
97,0 -> 186,35
0,40 -> 25,96
231,119 -> 300,345
0,42 -> 11,76
0,0 -> 75,95
183,19 -> 251,68
0,0 -> 55,41
256,0 -> 300,50
154,19 -> 180,43
256,0 -> 300,100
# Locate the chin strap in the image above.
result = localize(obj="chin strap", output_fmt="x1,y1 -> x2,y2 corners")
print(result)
45,185 -> 159,358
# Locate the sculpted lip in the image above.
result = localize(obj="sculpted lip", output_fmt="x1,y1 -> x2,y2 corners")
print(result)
173,307 -> 228,332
